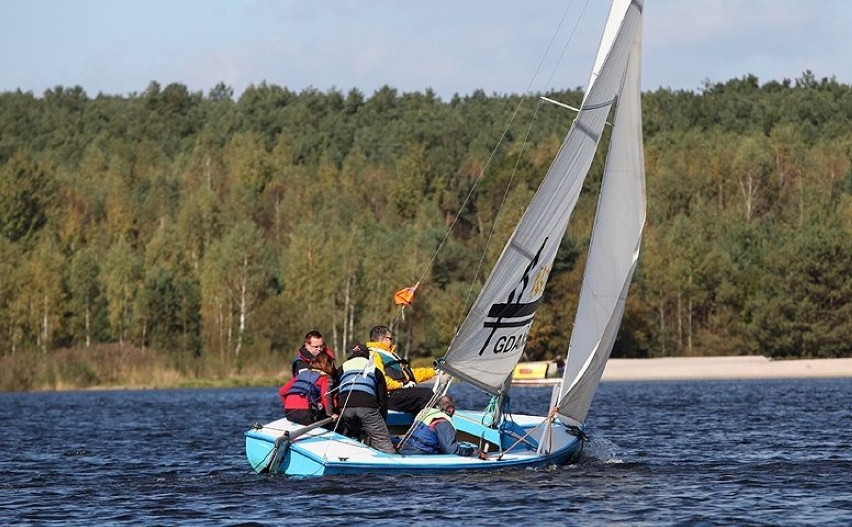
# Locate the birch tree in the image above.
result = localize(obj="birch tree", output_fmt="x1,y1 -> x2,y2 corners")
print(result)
23,235 -> 65,354
101,236 -> 141,345
202,221 -> 267,362
67,247 -> 103,348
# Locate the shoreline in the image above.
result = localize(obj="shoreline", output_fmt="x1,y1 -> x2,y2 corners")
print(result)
601,355 -> 852,381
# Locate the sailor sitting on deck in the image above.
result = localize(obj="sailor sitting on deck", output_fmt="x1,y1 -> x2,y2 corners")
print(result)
398,395 -> 474,456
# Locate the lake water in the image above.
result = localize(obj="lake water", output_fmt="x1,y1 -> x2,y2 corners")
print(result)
1,378 -> 850,526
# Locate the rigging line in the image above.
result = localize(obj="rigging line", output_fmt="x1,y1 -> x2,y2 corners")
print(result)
450,0 -> 589,332
258,424 -> 290,433
320,357 -> 374,460
542,0 -> 592,96
394,370 -> 450,451
389,304 -> 407,331
251,444 -> 275,473
393,389 -> 443,452
496,406 -> 559,460
403,1 -> 586,334
394,370 -> 455,451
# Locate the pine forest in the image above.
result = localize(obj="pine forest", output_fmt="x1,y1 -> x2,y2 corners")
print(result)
1,71 -> 851,391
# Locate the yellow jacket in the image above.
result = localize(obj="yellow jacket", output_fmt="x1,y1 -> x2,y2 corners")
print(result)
367,340 -> 436,391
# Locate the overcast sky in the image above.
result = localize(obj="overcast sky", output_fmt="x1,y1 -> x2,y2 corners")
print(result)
2,0 -> 849,100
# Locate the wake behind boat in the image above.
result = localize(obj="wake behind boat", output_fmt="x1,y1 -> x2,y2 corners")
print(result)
246,0 -> 646,477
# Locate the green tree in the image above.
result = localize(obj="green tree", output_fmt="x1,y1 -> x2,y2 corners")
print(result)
67,247 -> 105,347
101,236 -> 142,345
201,221 -> 268,364
139,223 -> 202,357
732,132 -> 774,223
747,225 -> 852,358
0,238 -> 24,355
0,151 -> 53,243
21,235 -> 66,353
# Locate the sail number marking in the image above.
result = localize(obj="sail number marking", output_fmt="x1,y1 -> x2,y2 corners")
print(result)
493,331 -> 528,354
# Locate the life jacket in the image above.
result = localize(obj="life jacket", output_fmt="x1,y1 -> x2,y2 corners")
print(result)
281,370 -> 332,416
285,370 -> 323,408
375,349 -> 415,383
404,409 -> 454,454
338,356 -> 378,398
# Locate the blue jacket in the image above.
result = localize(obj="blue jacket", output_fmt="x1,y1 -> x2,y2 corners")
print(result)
400,409 -> 473,456
336,356 -> 388,416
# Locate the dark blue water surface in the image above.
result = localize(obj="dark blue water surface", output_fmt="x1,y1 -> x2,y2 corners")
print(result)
2,378 -> 850,526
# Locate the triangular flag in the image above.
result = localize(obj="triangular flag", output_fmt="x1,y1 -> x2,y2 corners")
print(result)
393,282 -> 420,305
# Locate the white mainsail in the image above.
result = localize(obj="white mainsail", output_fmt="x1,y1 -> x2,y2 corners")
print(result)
438,0 -> 645,399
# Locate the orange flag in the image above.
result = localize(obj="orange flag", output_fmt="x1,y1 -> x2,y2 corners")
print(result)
393,282 -> 420,306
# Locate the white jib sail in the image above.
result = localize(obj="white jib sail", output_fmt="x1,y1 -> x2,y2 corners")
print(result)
558,0 -> 645,425
438,0 -> 643,396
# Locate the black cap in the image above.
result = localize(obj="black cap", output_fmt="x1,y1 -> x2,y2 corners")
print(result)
348,342 -> 370,360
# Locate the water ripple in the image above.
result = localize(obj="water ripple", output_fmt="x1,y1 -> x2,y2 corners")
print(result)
1,380 -> 851,525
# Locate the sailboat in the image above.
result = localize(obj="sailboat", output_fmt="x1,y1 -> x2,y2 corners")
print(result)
245,0 -> 646,477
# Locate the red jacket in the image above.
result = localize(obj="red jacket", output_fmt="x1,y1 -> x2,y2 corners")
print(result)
279,370 -> 336,414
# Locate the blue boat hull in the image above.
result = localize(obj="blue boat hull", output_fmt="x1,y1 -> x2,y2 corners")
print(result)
246,410 -> 584,477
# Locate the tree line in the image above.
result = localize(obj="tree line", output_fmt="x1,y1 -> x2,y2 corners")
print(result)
1,71 -> 851,390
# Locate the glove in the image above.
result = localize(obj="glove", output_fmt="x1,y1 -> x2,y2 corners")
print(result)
402,381 -> 416,388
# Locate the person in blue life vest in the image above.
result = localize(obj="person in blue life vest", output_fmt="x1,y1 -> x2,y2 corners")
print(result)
279,351 -> 338,428
336,343 -> 396,454
367,325 -> 436,413
292,330 -> 336,377
398,395 -> 474,456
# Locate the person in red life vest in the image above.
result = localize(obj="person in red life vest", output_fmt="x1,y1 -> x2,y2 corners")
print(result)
336,343 -> 395,454
279,351 -> 338,427
367,325 -> 437,413
398,395 -> 474,456
292,330 -> 336,377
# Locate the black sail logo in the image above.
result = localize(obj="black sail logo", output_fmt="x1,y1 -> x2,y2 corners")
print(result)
477,238 -> 547,356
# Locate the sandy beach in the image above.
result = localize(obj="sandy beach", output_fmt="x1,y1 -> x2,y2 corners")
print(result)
601,355 -> 852,381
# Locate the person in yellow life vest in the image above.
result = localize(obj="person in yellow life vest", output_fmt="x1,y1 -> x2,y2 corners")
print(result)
398,395 -> 474,456
367,325 -> 436,413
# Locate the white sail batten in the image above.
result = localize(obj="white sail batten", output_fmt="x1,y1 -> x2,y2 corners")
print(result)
439,0 -> 643,395
558,1 -> 645,424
